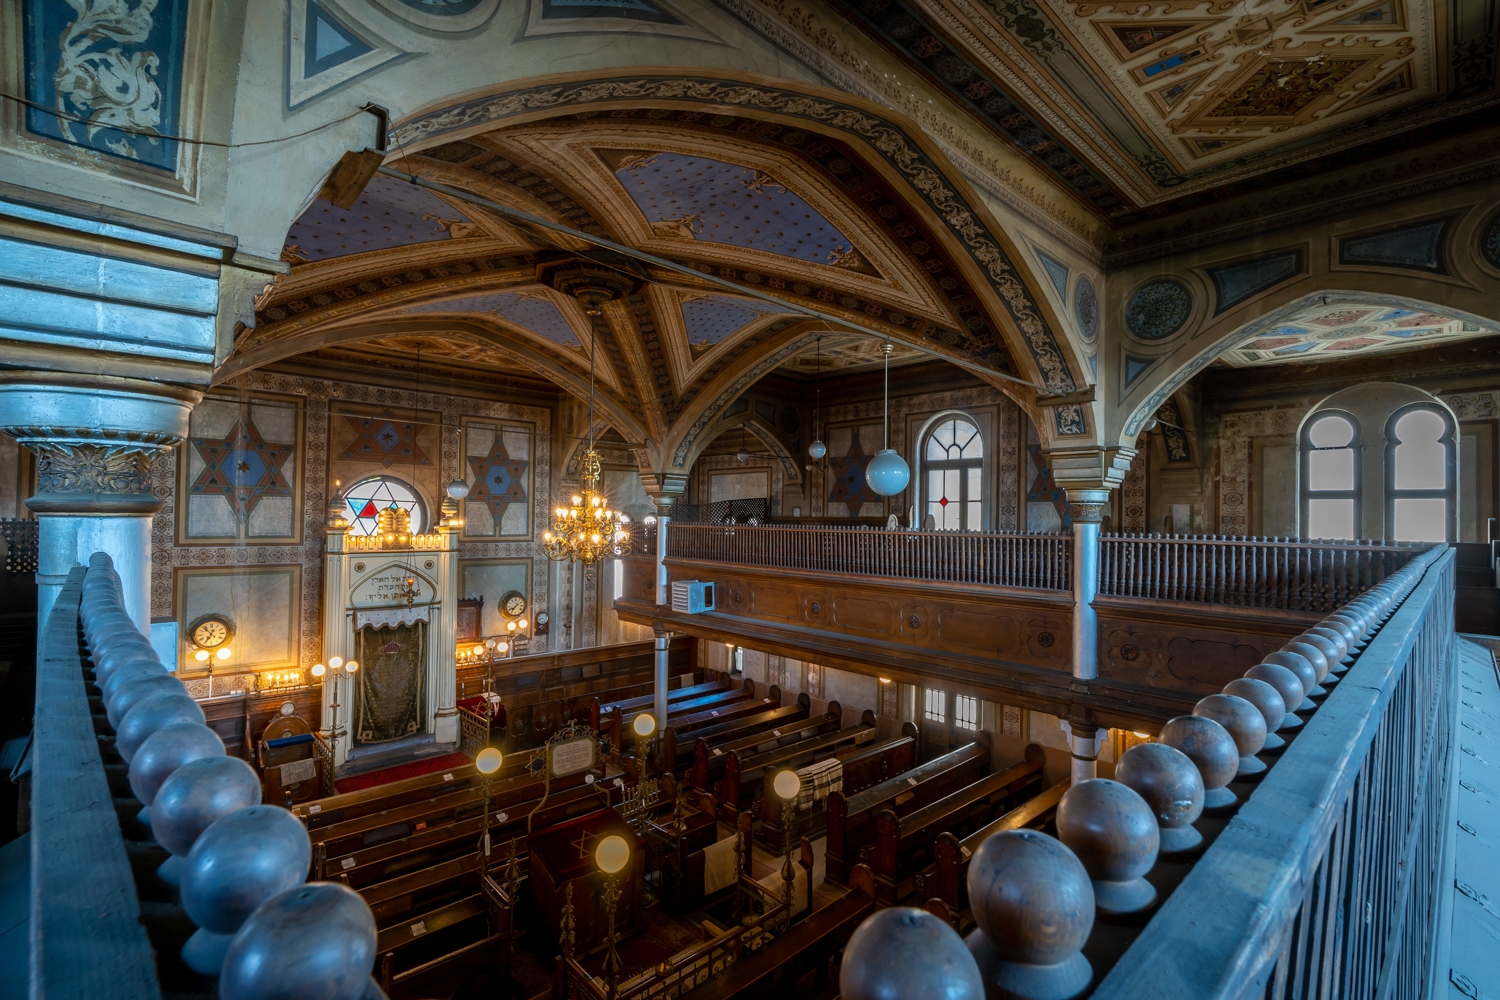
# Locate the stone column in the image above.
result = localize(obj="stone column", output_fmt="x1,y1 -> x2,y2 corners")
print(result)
1060,720 -> 1106,784
1066,489 -> 1109,682
652,498 -> 672,731
0,376 -> 199,630
432,524 -> 462,746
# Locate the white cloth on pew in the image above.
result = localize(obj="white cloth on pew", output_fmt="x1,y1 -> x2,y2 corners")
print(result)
703,835 -> 739,894
758,864 -> 809,916
795,757 -> 842,810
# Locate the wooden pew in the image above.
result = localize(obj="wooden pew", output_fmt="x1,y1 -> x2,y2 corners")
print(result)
375,887 -> 509,1000
924,775 -> 1068,916
824,733 -> 994,886
606,682 -> 766,762
662,696 -> 812,776
718,713 -> 877,822
757,730 -> 918,845
595,677 -> 734,721
690,704 -> 842,792
872,756 -> 1044,904
294,749 -> 543,831
680,867 -> 879,1000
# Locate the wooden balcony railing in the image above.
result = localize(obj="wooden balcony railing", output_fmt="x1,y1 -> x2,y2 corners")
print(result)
1097,534 -> 1423,612
661,523 -> 1073,592
1094,542 -> 1456,1000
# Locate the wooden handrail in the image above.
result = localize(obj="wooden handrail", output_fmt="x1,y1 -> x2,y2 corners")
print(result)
661,523 -> 1073,592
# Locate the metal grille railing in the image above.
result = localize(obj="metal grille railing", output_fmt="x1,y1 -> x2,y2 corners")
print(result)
1097,534 -> 1421,611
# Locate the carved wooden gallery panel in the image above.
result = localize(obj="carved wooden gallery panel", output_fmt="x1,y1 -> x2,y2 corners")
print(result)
711,566 -> 1071,672
1097,606 -> 1308,697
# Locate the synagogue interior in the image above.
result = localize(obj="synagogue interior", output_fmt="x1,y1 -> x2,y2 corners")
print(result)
0,1 -> 1497,998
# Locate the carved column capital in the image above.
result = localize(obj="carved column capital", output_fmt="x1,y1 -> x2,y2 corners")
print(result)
22,440 -> 174,513
1064,488 -> 1111,523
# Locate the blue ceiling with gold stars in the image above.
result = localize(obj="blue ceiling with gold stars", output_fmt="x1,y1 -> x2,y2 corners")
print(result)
610,151 -> 861,267
680,295 -> 781,356
406,292 -> 582,348
283,175 -> 473,261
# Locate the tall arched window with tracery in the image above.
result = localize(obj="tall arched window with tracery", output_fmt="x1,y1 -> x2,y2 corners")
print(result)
1301,412 -> 1360,541
1386,405 -> 1455,542
924,416 -> 984,531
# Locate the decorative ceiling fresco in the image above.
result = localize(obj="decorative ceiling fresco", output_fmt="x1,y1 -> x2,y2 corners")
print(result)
833,0 -> 1499,221
1222,304 -> 1490,367
281,174 -> 484,262
246,101 -> 1068,472
775,335 -> 928,375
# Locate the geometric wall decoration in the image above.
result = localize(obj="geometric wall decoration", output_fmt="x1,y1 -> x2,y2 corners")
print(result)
340,410 -> 431,468
1126,280 -> 1193,341
1220,303 -> 1493,367
824,424 -> 884,518
680,295 -> 780,357
287,0 -> 406,109
1124,355 -> 1155,387
1036,250 -> 1070,300
282,174 -> 477,261
1207,250 -> 1302,314
1484,212 -> 1500,270
175,565 -> 302,672
1338,218 -> 1452,274
462,420 -> 534,538
1074,277 -> 1098,344
22,0 -> 189,170
1155,397 -> 1191,463
179,394 -> 302,544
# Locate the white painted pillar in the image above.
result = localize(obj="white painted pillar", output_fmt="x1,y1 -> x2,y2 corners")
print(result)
321,525 -> 352,766
1066,489 -> 1109,681
0,381 -> 198,631
653,511 -> 671,729
1060,720 -> 1105,784
432,526 -> 461,745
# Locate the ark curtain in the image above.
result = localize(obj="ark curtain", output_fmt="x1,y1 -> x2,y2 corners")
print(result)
354,621 -> 426,744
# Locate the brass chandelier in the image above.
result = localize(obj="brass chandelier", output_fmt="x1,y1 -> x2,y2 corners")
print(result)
541,257 -> 635,566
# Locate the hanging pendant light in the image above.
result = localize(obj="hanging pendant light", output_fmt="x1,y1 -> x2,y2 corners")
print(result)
808,335 -> 827,460
866,341 -> 910,496
736,427 -> 750,464
543,284 -> 630,565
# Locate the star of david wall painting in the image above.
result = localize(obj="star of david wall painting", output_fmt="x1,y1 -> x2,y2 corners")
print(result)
329,403 -> 443,528
461,420 -> 534,538
823,423 -> 886,518
178,394 -> 303,544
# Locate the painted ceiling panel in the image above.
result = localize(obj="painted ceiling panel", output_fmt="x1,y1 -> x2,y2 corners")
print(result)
405,291 -> 582,348
282,175 -> 477,261
1221,304 -> 1496,367
606,151 -> 867,269
680,295 -> 782,356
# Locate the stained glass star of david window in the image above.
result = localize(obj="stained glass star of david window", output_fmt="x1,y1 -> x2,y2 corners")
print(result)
344,476 -> 427,536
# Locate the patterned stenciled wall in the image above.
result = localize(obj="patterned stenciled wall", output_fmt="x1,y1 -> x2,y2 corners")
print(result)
151,370 -> 552,695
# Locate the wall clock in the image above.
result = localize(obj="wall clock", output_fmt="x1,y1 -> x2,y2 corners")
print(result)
534,611 -> 549,626
188,613 -> 235,649
501,591 -> 527,618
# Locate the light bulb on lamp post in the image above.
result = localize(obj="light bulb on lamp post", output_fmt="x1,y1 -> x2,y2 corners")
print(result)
773,769 -> 802,927
632,712 -> 656,778
596,835 -> 630,999
475,747 -> 504,874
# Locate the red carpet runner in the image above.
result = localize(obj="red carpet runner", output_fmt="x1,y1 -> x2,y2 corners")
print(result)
334,751 -> 472,795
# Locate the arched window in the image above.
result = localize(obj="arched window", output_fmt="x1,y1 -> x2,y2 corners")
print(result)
924,416 -> 984,531
344,476 -> 428,536
1301,412 -> 1360,540
1386,405 -> 1455,542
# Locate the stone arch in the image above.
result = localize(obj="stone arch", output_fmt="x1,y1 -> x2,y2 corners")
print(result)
1117,290 -> 1500,449
700,412 -> 803,486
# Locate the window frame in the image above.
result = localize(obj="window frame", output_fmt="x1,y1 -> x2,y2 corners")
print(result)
917,411 -> 987,532
343,474 -> 430,536
1299,409 -> 1362,541
1384,403 -> 1456,542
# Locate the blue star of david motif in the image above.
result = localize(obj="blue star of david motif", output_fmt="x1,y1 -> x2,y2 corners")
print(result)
341,410 -> 431,469
826,437 -> 873,517
468,438 -> 529,524
190,418 -> 294,516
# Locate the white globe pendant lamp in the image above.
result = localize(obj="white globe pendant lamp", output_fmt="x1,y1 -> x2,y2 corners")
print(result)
866,342 -> 910,497
808,335 -> 827,460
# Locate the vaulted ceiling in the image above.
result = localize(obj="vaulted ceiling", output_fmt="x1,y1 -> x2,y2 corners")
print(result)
835,0 -> 1500,225
242,106 -> 1065,465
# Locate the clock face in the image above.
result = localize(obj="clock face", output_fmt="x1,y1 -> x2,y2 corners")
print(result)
503,592 -> 526,617
192,619 -> 229,648
535,611 -> 549,626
